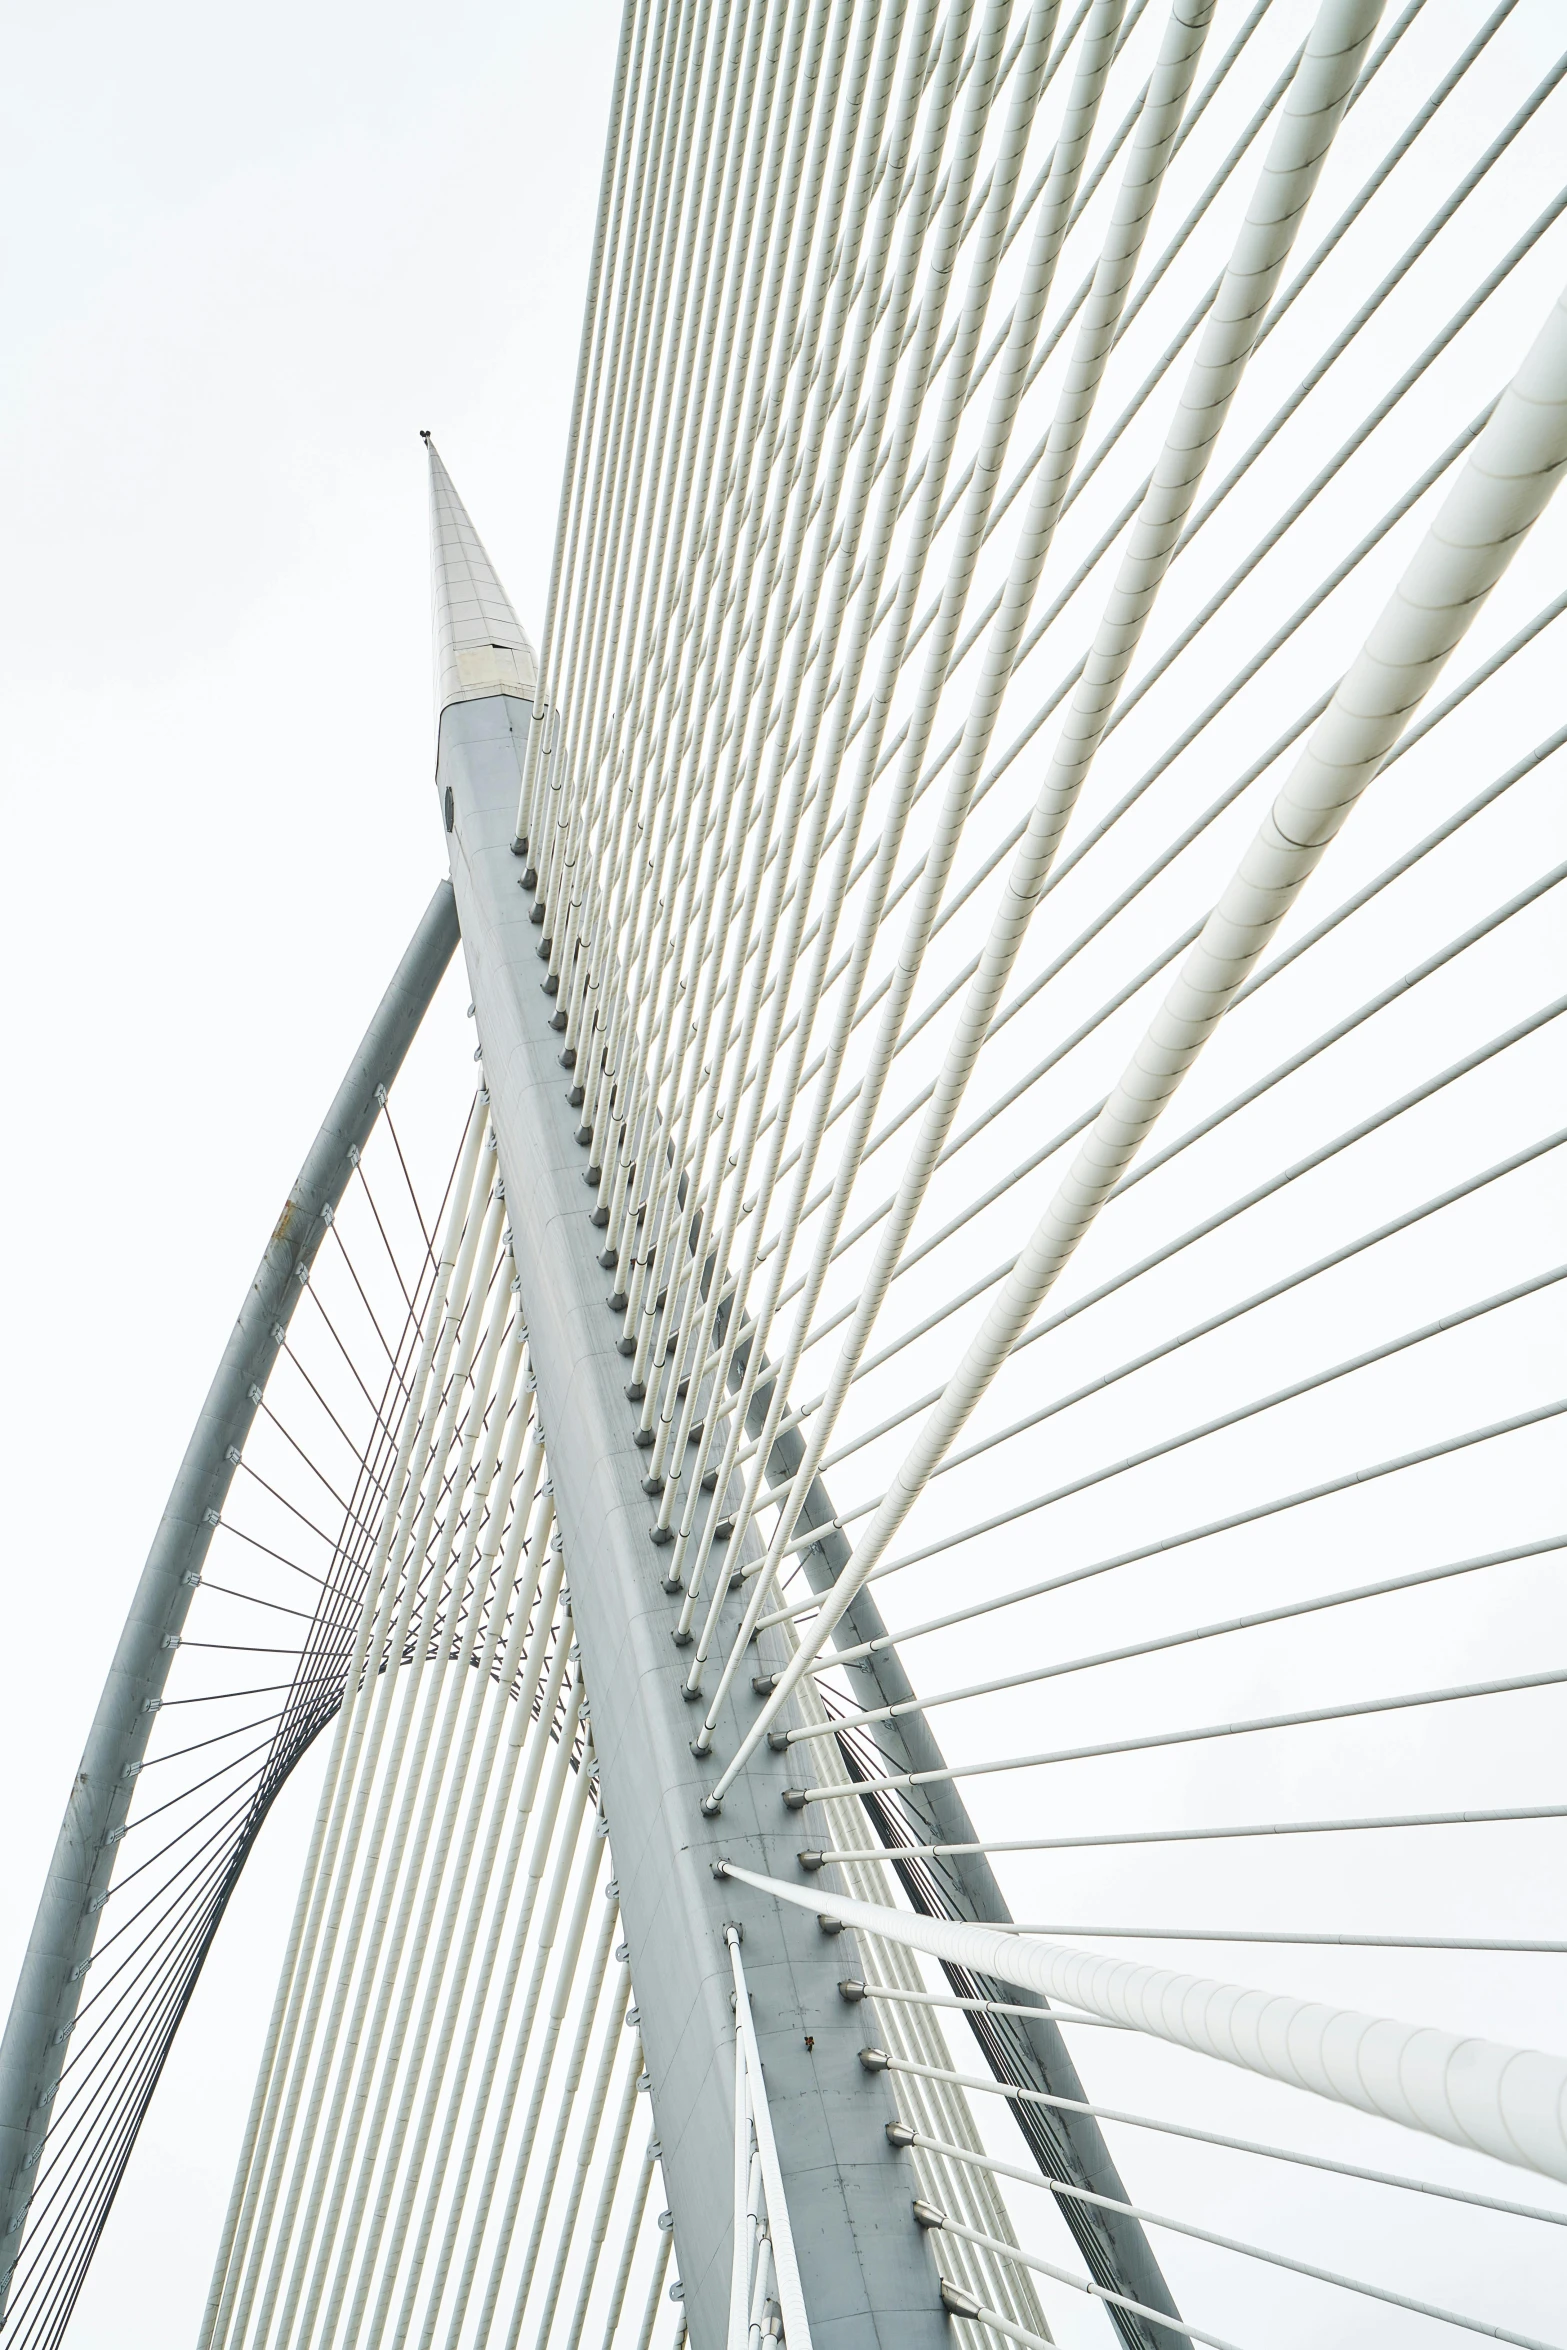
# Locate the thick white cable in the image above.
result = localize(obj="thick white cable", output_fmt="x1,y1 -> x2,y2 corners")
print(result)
720,1863 -> 1567,2185
715,274 -> 1567,1800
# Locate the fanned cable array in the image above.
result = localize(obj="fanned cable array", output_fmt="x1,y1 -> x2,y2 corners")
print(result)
504,0 -> 1567,2342
198,1087 -> 668,2350
4,3 -> 1566,2347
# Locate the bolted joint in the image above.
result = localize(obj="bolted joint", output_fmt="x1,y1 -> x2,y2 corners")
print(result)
858,2047 -> 889,2072
816,1914 -> 844,1936
681,1681 -> 703,1703
798,1851 -> 825,1872
941,2281 -> 982,2323
649,1523 -> 674,1546
752,1672 -> 780,1697
912,2200 -> 946,2232
766,1730 -> 790,1753
885,2120 -> 915,2147
700,1795 -> 723,1818
838,1978 -> 865,2002
633,1426 -> 655,1449
711,1516 -> 734,1542
662,1574 -> 685,1596
641,1474 -> 665,1497
670,1618 -> 692,1638
782,1789 -> 808,1811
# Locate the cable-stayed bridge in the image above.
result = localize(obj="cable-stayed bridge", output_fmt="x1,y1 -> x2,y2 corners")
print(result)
3,3 -> 1566,2347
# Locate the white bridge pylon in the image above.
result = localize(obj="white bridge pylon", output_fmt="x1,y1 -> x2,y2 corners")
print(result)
4,3 -> 1567,2347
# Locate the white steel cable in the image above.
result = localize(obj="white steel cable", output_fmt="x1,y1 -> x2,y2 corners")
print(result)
717,1863 -> 1567,2184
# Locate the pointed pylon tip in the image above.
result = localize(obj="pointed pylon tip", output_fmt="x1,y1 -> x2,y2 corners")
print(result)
428,447 -> 537,719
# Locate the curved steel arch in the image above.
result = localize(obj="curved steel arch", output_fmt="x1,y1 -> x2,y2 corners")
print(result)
0,883 -> 460,2337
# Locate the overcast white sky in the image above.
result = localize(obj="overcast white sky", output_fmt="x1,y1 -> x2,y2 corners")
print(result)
0,5 -> 616,2339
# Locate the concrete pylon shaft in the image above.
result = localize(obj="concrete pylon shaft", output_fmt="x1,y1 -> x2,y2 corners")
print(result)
429,439 -> 951,2350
